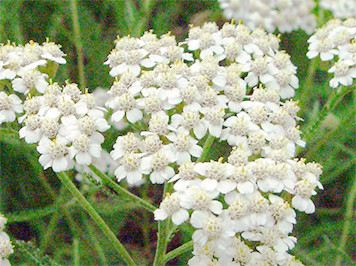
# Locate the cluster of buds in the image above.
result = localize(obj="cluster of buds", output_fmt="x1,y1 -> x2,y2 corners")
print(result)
104,22 -> 322,264
0,213 -> 13,266
218,0 -> 316,33
307,18 -> 356,89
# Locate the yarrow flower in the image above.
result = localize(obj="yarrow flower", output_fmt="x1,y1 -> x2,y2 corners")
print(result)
14,81 -> 110,172
307,18 -> 356,88
218,0 -> 317,33
320,0 -> 356,19
102,22 -> 322,264
0,20 -> 324,265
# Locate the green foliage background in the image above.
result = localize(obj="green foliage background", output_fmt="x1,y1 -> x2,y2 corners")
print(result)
0,0 -> 355,265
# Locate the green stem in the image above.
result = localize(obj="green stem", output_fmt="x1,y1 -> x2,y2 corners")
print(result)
12,3 -> 24,44
69,0 -> 86,90
56,171 -> 135,265
137,0 -> 156,36
141,183 -> 152,254
153,220 -> 167,266
73,237 -> 80,266
39,186 -> 69,253
163,240 -> 194,264
85,221 -> 108,265
299,58 -> 318,109
165,224 -> 177,243
197,134 -> 215,162
89,165 -> 157,212
39,208 -> 60,252
125,0 -> 137,35
6,203 -> 61,223
335,170 -> 356,266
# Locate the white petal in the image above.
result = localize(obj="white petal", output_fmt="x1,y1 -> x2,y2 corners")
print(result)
217,180 -> 236,194
237,181 -> 255,194
171,209 -> 189,225
126,108 -> 143,123
127,171 -> 142,184
53,157 -> 69,172
189,144 -> 203,158
129,65 -> 141,76
193,123 -> 207,139
201,178 -> 218,191
115,166 -> 127,181
209,201 -> 223,214
111,110 -> 125,122
188,40 -> 200,51
35,78 -> 49,93
141,58 -> 156,68
76,152 -> 92,165
190,210 -> 208,228
154,209 -> 168,221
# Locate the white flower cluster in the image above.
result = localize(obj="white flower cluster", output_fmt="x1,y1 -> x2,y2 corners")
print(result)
17,82 -> 110,172
320,0 -> 356,19
105,22 -> 322,264
0,41 -> 112,173
0,213 -> 13,266
307,18 -> 356,88
0,40 -> 66,124
218,0 -> 317,33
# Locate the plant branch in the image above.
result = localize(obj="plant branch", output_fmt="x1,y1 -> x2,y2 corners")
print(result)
335,170 -> 356,266
89,165 -> 157,212
197,134 -> 215,162
163,240 -> 194,264
56,171 -> 135,265
69,0 -> 86,90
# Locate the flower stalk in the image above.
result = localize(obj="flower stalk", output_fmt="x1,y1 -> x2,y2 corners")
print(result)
56,171 -> 136,265
89,165 -> 157,212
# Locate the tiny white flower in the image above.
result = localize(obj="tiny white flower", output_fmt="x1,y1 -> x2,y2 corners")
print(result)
0,231 -> 14,261
60,114 -> 109,142
19,114 -> 42,143
69,134 -> 103,165
194,161 -> 235,194
154,192 -> 189,225
221,112 -> 259,146
291,173 -> 320,214
41,41 -> 66,64
109,93 -> 143,124
142,147 -> 176,184
328,59 -> 356,88
114,152 -> 150,185
75,93 -> 107,118
190,210 -> 235,246
37,138 -> 73,172
166,131 -> 203,165
111,132 -> 141,161
169,110 -> 208,140
12,68 -> 48,94
180,186 -> 223,215
202,108 -> 225,138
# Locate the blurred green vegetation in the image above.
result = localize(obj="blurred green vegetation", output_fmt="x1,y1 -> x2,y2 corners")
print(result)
0,0 -> 355,265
